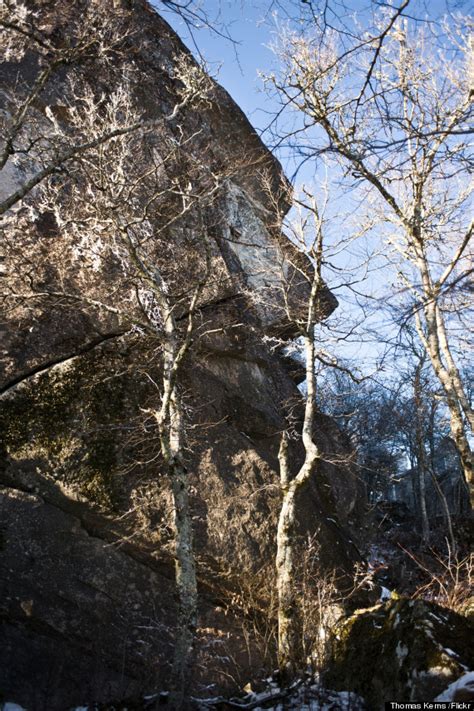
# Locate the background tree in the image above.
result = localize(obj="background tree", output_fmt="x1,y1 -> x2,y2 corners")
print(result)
264,0 -> 473,506
318,353 -> 468,550
317,371 -> 403,505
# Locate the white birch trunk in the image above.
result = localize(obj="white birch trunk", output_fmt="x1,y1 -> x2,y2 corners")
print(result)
152,278 -> 203,708
276,288 -> 320,680
413,259 -> 474,508
275,466 -> 299,680
169,449 -> 198,707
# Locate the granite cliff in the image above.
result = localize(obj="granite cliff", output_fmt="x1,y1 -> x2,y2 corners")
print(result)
0,1 -> 365,707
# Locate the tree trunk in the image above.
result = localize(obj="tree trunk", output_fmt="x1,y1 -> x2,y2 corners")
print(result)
155,295 -> 199,708
429,468 -> 456,551
169,455 -> 198,708
276,327 -> 320,681
414,465 -> 430,544
414,277 -> 473,508
414,364 -> 430,544
276,478 -> 300,681
427,403 -> 456,550
434,303 -> 474,431
445,402 -> 473,508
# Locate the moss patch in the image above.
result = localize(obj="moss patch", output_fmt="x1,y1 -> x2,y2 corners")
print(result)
0,349 -> 134,508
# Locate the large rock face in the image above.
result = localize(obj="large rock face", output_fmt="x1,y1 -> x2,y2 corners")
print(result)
0,1 -> 363,707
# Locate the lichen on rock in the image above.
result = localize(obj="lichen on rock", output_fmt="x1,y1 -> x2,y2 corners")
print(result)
324,597 -> 474,709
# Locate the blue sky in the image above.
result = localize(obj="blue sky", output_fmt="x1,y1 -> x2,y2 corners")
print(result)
157,0 -> 455,171
157,1 -> 278,134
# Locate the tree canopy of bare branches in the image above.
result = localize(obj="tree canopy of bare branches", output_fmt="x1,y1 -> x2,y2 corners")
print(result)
264,0 -> 473,505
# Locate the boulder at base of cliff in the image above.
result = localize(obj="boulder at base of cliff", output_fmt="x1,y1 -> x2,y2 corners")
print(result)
324,598 -> 473,710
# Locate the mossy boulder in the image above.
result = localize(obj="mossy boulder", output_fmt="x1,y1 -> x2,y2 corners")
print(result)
324,598 -> 474,710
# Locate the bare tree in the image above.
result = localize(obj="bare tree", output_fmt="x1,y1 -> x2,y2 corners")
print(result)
259,183 -> 361,681
275,200 -> 324,678
405,351 -> 458,550
264,2 -> 473,505
1,33 -> 229,704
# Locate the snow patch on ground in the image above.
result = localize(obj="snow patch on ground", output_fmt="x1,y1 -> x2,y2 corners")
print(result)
196,681 -> 366,710
434,670 -> 474,701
